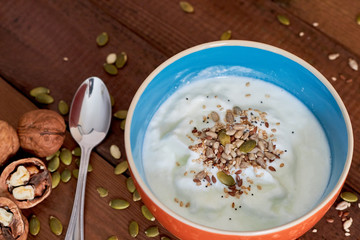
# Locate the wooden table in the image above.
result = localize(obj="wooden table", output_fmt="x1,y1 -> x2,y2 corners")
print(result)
0,1 -> 359,239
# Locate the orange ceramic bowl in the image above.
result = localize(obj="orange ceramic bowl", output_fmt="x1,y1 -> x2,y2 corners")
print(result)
125,41 -> 353,239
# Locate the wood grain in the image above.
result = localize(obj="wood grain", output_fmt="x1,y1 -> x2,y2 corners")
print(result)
0,78 -> 175,239
0,0 -> 359,239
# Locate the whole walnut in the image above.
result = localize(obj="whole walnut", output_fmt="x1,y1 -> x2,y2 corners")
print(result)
0,120 -> 20,165
17,109 -> 66,157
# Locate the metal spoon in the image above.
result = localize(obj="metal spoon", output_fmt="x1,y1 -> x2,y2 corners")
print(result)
65,77 -> 111,240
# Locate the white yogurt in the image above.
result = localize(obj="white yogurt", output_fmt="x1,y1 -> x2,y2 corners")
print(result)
143,76 -> 330,231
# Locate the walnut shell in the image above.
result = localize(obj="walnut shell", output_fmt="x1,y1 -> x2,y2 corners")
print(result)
0,120 -> 20,165
17,109 -> 66,157
0,158 -> 52,209
0,197 -> 28,240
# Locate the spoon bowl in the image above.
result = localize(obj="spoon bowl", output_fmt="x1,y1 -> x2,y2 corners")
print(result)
65,77 -> 111,240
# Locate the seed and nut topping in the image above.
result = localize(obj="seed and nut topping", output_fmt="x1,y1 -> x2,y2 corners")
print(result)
187,107 -> 284,198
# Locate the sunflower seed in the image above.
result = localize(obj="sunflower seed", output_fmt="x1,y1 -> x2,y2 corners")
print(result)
340,192 -> 358,203
96,187 -> 108,198
217,171 -> 235,186
348,58 -> 358,71
128,221 -> 139,238
49,216 -> 63,236
106,53 -> 117,64
96,32 -> 109,47
109,199 -> 129,210
114,161 -> 128,175
115,52 -> 128,69
179,1 -> 194,13
145,226 -> 159,237
133,189 -> 141,201
35,93 -> 54,104
277,15 -> 290,25
141,205 -> 155,221
61,169 -> 72,183
113,110 -> 128,119
104,63 -> 118,75
328,53 -> 340,60
48,156 -> 60,172
29,215 -> 40,236
51,171 -> 61,189
60,148 -> 72,165
335,201 -> 351,210
30,87 -> 50,97
343,217 -> 353,231
58,100 -> 69,115
126,177 -> 136,193
220,30 -> 232,40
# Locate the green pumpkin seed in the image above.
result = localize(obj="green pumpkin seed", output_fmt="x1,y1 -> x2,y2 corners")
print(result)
48,156 -> 60,172
96,32 -> 109,47
277,15 -> 290,26
179,1 -> 194,13
46,150 -> 60,161
239,140 -> 256,153
357,14 -> 360,25
88,163 -> 93,172
340,192 -> 358,203
120,119 -> 126,130
161,237 -> 171,240
109,199 -> 129,210
96,187 -> 108,198
128,221 -> 139,238
72,147 -> 81,157
61,169 -> 72,183
114,161 -> 128,175
29,215 -> 40,236
75,158 -> 80,167
60,148 -> 72,165
126,177 -> 136,193
58,100 -> 69,115
49,216 -> 63,236
107,236 -> 118,240
51,171 -> 61,189
220,30 -> 232,40
110,144 -> 121,159
113,110 -> 128,119
145,226 -> 159,237
104,63 -> 118,75
106,53 -> 117,64
141,205 -> 155,221
72,169 -> 79,179
110,95 -> 115,107
218,129 -> 230,146
217,171 -> 235,186
35,93 -> 54,104
133,189 -> 141,202
115,52 -> 127,69
30,87 -> 50,97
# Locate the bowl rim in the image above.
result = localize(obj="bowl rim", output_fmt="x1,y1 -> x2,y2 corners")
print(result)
124,40 -> 354,235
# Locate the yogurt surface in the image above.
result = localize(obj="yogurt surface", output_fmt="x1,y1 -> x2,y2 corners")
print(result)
142,76 -> 330,231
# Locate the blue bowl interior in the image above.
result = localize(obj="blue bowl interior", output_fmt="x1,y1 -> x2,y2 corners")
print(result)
130,45 -> 348,204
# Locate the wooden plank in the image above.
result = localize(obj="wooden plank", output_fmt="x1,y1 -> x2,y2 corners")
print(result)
278,0 -> 360,57
0,0 -> 167,167
0,78 -> 175,239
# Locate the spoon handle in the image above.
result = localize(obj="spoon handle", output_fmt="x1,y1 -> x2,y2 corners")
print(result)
65,147 -> 91,240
